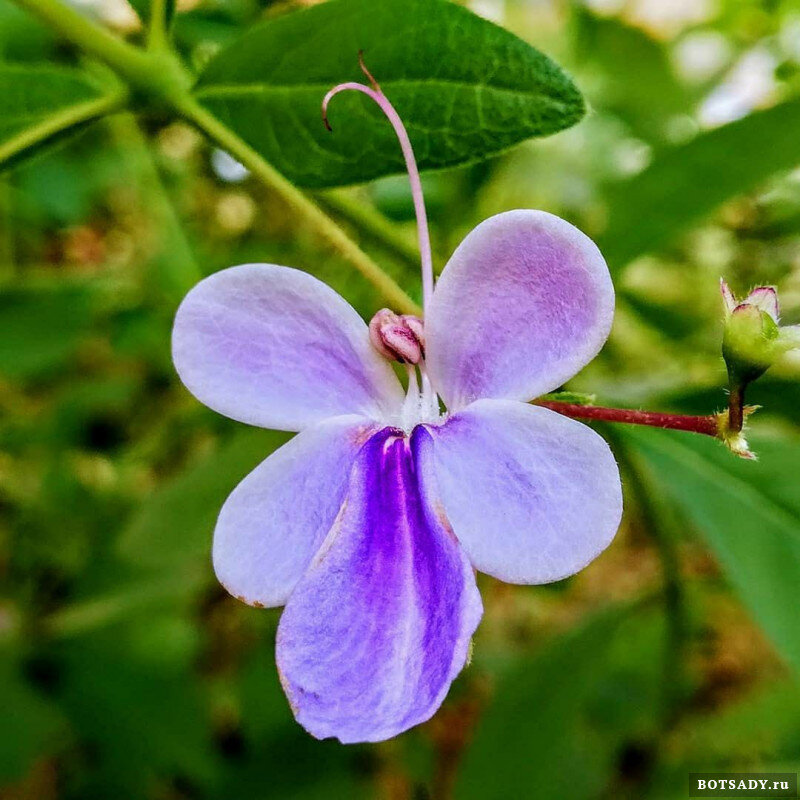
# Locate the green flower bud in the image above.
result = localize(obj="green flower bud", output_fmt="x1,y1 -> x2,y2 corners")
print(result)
720,280 -> 799,385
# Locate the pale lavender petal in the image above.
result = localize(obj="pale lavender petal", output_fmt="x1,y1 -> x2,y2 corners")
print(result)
746,286 -> 779,321
172,264 -> 404,432
213,415 -> 376,608
425,211 -> 615,410
420,399 -> 622,584
277,427 -> 482,744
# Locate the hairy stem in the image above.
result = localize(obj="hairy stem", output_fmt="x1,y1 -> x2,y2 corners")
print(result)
536,400 -> 721,437
727,383 -> 745,433
0,88 -> 128,166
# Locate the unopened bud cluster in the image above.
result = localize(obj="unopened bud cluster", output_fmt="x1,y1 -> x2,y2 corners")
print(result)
368,308 -> 425,364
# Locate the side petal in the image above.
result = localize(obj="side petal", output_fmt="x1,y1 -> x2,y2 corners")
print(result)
213,415 -> 376,608
277,427 -> 482,744
172,264 -> 404,431
420,399 -> 622,584
425,210 -> 615,410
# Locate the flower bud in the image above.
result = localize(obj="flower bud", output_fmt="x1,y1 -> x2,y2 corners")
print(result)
368,308 -> 425,364
721,280 -> 800,384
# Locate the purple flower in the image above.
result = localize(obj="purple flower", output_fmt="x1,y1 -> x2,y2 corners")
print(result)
171,66 -> 622,744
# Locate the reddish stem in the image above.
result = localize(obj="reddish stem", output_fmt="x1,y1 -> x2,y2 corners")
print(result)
727,384 -> 744,433
536,401 -> 720,437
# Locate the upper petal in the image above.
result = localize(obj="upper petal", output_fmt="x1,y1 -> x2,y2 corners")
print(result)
213,415 -> 375,608
276,427 -> 482,744
172,264 -> 404,431
425,210 -> 615,410
419,399 -> 622,584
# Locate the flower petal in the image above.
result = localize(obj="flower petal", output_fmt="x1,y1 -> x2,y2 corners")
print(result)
420,399 -> 622,584
425,210 -> 615,410
213,415 -> 376,608
172,264 -> 404,431
276,427 -> 482,743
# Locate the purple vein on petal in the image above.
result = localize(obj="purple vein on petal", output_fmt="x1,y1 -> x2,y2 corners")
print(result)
276,426 -> 482,744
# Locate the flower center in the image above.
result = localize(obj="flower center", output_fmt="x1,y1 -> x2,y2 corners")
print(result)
368,307 -> 440,432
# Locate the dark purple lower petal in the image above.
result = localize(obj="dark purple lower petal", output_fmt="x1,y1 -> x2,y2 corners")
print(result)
276,426 -> 482,744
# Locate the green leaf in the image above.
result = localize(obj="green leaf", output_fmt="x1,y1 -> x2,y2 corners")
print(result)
572,9 -> 694,144
194,0 -> 585,188
57,635 -> 218,796
457,600 -> 664,799
215,642 -> 370,800
0,648 -> 68,782
598,97 -> 800,270
0,280 -> 96,379
625,428 -> 800,673
0,64 -> 118,171
117,428 -> 289,568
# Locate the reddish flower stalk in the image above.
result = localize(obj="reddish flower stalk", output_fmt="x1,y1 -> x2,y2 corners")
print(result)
535,401 -> 721,437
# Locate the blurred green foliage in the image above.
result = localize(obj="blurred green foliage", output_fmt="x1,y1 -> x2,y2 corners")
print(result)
2,0 -> 800,798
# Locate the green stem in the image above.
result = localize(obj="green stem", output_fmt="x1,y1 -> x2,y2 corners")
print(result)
175,95 -> 420,314
0,88 -> 128,167
0,179 -> 17,279
147,0 -> 171,51
109,113 -> 201,294
317,190 -> 423,272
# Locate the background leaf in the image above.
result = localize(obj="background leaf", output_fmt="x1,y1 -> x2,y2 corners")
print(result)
625,429 -> 800,674
0,649 -> 68,782
117,428 -> 289,568
193,0 -> 585,188
0,64 -> 112,170
598,97 -> 800,270
457,601 -> 664,800
0,280 -> 96,378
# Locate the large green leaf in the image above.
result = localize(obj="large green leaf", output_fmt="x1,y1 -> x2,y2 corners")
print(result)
194,0 -> 585,188
457,601 -> 664,799
0,64 -> 114,170
625,428 -> 800,673
598,97 -> 800,270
